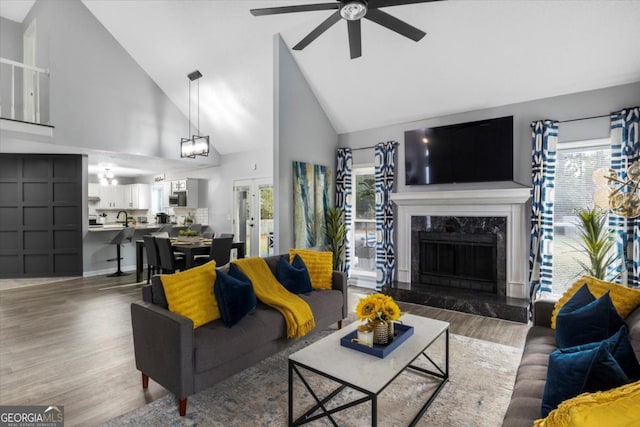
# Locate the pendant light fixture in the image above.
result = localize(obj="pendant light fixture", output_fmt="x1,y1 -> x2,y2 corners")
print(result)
181,69 -> 210,158
98,168 -> 118,186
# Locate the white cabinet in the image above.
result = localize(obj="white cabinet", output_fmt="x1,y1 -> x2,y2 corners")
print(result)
98,185 -> 127,209
185,179 -> 199,208
129,184 -> 150,209
88,183 -> 100,199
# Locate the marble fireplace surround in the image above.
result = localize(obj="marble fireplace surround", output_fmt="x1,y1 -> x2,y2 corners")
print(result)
391,187 -> 531,300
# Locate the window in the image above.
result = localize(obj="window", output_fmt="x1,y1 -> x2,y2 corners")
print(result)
551,139 -> 611,295
352,167 -> 376,278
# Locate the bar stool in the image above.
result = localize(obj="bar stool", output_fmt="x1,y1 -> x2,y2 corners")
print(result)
107,227 -> 136,277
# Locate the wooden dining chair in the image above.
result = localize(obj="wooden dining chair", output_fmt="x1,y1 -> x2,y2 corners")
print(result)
156,237 -> 186,273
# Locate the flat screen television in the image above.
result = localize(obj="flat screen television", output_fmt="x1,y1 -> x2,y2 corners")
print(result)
404,116 -> 513,185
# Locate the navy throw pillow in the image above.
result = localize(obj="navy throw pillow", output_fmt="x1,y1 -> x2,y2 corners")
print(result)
228,262 -> 252,284
566,326 -> 640,382
214,269 -> 257,328
556,291 -> 625,348
276,255 -> 313,294
540,342 -> 630,417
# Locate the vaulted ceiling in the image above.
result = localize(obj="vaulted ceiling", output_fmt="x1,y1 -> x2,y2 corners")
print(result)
4,1 -> 640,160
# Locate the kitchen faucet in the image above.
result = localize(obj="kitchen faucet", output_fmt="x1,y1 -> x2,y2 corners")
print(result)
116,210 -> 129,227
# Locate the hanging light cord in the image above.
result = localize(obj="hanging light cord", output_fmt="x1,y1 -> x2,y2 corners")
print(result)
188,79 -> 192,137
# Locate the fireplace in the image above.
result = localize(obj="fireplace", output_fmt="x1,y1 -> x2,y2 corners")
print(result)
411,216 -> 507,295
388,187 -> 531,322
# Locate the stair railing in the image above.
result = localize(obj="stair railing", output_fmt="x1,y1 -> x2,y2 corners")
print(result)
0,57 -> 50,124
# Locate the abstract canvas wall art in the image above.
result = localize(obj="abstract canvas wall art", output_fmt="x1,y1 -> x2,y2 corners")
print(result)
293,161 -> 331,248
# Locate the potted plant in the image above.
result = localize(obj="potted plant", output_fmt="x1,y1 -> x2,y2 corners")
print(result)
326,207 -> 346,271
178,229 -> 201,243
573,207 -> 620,281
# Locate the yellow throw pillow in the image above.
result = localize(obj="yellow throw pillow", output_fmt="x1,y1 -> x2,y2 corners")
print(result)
161,260 -> 220,328
551,276 -> 640,329
289,249 -> 333,290
534,381 -> 640,427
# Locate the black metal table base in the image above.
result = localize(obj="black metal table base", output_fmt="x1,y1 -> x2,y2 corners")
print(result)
288,329 -> 449,426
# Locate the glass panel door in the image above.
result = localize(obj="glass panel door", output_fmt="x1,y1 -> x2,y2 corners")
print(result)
233,179 -> 273,257
351,167 -> 376,277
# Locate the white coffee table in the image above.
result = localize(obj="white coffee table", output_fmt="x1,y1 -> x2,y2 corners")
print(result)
288,313 -> 449,426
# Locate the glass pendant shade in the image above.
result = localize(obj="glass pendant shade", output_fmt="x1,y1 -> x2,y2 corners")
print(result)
593,188 -> 611,209
592,167 -> 616,186
627,160 -> 640,183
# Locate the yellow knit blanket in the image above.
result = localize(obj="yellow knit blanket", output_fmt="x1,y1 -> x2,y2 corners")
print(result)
233,257 -> 315,338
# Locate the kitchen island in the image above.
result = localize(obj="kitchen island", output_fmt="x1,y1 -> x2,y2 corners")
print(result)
83,224 -> 189,277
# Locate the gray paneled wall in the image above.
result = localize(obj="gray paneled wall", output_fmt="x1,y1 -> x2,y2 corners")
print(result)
0,154 -> 83,277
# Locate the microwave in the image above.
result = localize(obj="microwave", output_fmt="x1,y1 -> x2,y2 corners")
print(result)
169,191 -> 187,207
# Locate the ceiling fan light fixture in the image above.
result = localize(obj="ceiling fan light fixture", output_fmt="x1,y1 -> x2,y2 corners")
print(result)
340,0 -> 367,21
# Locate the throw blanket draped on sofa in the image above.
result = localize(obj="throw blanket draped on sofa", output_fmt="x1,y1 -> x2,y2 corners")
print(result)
234,257 -> 315,338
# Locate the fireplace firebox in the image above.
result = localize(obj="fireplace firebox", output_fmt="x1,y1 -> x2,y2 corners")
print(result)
410,216 -> 507,296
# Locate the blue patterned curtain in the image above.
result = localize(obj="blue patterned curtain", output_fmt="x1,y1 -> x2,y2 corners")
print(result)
609,107 -> 640,287
375,142 -> 397,290
529,120 -> 558,297
335,148 -> 353,273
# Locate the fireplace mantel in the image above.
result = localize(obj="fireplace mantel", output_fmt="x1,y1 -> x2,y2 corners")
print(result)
391,187 -> 531,299
391,187 -> 531,206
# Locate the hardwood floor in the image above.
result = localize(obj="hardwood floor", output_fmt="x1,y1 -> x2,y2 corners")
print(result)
0,276 -> 529,426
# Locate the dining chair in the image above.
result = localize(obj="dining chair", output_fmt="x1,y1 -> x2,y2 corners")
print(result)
202,230 -> 214,239
215,233 -> 234,239
156,237 -> 186,273
194,237 -> 234,268
143,235 -> 161,284
188,224 -> 202,233
156,225 -> 173,234
107,227 -> 136,277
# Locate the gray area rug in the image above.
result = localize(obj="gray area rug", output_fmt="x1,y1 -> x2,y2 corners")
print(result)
104,326 -> 521,426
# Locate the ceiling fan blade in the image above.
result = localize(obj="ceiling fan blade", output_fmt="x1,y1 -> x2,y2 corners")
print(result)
365,8 -> 426,41
293,11 -> 342,51
368,0 -> 443,8
348,20 -> 362,59
250,3 -> 338,16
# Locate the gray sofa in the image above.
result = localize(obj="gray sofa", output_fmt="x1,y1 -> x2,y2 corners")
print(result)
502,298 -> 640,426
131,254 -> 348,416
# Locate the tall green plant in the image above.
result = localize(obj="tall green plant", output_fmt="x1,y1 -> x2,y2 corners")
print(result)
573,207 -> 620,280
326,208 -> 346,271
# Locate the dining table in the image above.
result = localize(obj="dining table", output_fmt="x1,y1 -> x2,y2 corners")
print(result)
135,238 -> 246,283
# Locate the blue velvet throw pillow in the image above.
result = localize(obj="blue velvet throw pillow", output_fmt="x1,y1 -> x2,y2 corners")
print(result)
228,262 -> 252,284
276,255 -> 313,294
214,269 -> 257,328
555,290 -> 625,348
541,342 -> 630,417
565,326 -> 640,382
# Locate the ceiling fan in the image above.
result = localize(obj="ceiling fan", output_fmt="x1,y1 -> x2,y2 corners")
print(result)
250,0 -> 442,59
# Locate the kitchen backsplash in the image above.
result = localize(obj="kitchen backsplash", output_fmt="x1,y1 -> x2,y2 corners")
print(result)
92,208 -> 209,226
172,207 -> 209,225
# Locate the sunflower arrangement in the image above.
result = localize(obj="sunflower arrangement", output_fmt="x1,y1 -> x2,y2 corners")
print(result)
355,293 -> 401,323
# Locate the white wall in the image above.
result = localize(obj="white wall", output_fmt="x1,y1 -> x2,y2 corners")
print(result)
0,17 -> 24,120
274,35 -> 338,252
153,147 -> 274,234
339,82 -> 640,193
18,0 -> 220,165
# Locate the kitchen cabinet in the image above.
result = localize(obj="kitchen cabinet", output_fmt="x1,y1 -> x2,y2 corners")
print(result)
88,183 -> 100,199
98,185 -> 127,209
129,184 -> 150,209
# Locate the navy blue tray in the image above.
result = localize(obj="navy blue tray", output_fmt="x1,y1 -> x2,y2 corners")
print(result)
340,323 -> 414,358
